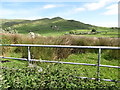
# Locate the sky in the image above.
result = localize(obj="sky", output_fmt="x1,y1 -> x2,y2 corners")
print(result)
0,0 -> 119,27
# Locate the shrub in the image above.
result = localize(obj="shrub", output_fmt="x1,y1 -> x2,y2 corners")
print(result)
1,65 -> 119,89
1,33 -> 120,89
91,28 -> 96,32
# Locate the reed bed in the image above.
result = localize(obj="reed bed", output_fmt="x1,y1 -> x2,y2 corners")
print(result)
1,33 -> 119,60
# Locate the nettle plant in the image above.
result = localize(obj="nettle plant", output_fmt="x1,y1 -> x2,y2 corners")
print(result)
1,64 -> 119,89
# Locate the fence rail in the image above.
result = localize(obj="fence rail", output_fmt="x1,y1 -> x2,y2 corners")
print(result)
0,44 -> 120,82
0,56 -> 119,68
0,44 -> 119,49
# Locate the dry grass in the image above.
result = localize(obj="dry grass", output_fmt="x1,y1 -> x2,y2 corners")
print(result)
1,33 -> 119,60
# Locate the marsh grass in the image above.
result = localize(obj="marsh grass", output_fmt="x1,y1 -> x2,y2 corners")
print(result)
1,33 -> 120,60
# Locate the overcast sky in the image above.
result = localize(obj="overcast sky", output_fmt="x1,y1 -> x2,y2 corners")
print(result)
0,0 -> 119,27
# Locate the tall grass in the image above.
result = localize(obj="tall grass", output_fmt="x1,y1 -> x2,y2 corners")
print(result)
1,33 -> 120,60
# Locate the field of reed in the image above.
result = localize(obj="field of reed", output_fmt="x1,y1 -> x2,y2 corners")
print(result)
1,33 -> 120,60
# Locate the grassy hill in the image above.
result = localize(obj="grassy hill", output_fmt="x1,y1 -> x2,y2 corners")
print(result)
0,19 -> 27,30
0,19 -> 26,26
1,17 -> 96,34
1,17 -> 118,37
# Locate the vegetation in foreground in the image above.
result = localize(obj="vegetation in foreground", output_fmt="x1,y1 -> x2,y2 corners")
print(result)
1,33 -> 119,89
1,52 -> 119,89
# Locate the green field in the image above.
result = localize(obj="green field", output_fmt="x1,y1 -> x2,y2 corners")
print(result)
1,17 -> 119,38
1,17 -> 119,89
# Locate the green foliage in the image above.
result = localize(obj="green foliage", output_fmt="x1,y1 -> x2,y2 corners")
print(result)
1,51 -> 119,89
91,28 -> 96,32
67,28 -> 118,38
103,50 -> 120,60
1,64 -> 119,89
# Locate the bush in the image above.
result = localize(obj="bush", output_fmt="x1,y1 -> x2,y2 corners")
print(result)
91,29 -> 96,32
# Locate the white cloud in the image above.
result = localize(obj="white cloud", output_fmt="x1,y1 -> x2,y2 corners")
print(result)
74,7 -> 85,12
84,0 -> 118,11
103,4 -> 118,15
43,4 -> 65,9
0,3 -> 64,19
85,21 -> 117,27
0,9 -> 15,17
15,16 -> 44,20
84,2 -> 105,10
43,4 -> 57,9
95,22 -> 117,27
0,7 -> 43,19
52,7 -> 85,18
0,0 -> 105,2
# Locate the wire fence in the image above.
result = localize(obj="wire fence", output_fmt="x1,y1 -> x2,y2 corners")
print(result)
0,44 -> 120,82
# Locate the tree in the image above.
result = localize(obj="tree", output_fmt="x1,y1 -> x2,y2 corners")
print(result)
91,28 -> 96,32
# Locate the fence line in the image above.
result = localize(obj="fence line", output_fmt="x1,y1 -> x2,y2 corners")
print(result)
0,44 -> 120,82
0,56 -> 120,68
0,44 -> 119,49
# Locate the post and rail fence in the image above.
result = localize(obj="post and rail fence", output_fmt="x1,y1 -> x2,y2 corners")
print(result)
0,44 -> 120,82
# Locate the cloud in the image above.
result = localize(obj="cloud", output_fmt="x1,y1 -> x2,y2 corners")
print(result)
0,0 -> 105,2
84,0 -> 118,11
0,6 -> 43,19
43,4 -> 65,9
67,7 -> 85,14
103,4 -> 118,15
84,2 -> 105,10
16,16 -> 44,20
43,4 -> 57,9
0,3 -> 65,19
94,21 -> 117,27
0,9 -> 15,17
52,7 -> 85,18
74,7 -> 85,12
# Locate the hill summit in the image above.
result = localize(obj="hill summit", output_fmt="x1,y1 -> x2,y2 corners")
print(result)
1,17 -> 95,34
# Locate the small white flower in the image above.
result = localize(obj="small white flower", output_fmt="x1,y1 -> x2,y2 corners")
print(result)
38,67 -> 43,72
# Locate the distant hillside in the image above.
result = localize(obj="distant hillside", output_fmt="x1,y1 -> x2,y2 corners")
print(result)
1,17 -> 97,34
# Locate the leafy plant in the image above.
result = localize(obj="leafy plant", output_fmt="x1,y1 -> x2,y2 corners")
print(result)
1,63 -> 119,89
